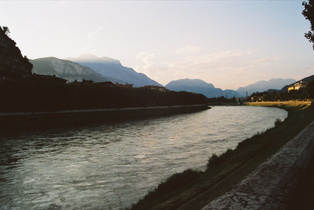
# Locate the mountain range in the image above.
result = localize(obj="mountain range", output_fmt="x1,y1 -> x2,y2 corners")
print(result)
31,55 -> 162,87
68,54 -> 162,87
165,79 -> 241,98
30,54 -> 306,99
2,25 -> 311,100
31,57 -> 109,82
236,78 -> 296,96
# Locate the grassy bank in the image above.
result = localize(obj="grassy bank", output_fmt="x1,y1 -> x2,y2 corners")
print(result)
130,101 -> 314,210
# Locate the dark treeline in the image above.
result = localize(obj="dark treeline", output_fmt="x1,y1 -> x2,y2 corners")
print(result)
207,96 -> 242,105
251,80 -> 314,102
0,81 -> 208,113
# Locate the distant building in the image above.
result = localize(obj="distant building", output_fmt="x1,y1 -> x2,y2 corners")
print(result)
142,85 -> 168,92
115,83 -> 133,88
69,79 -> 94,86
251,95 -> 263,102
94,81 -> 115,87
28,74 -> 67,85
288,81 -> 307,92
81,79 -> 94,85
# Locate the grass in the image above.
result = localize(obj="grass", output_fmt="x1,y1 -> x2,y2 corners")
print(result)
129,101 -> 314,210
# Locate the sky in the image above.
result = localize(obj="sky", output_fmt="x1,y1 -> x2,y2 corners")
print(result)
1,0 -> 313,90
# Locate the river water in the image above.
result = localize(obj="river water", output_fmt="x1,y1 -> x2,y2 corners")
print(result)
0,106 -> 287,209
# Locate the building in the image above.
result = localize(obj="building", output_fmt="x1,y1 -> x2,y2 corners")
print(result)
69,79 -> 94,86
28,74 -> 67,85
94,81 -> 115,87
288,81 -> 307,92
142,85 -> 168,92
115,83 -> 133,88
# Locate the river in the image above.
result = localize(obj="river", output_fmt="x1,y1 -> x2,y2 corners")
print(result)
0,106 -> 287,209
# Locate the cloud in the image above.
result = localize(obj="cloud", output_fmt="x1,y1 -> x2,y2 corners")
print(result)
175,45 -> 201,54
136,52 -> 156,73
136,52 -> 174,85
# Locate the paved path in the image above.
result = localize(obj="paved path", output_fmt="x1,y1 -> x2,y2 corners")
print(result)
202,121 -> 314,210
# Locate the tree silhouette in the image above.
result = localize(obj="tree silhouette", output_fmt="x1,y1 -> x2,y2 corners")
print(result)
2,26 -> 10,35
303,0 -> 314,49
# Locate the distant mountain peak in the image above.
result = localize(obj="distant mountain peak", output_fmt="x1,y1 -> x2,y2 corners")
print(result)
68,54 -> 161,87
237,78 -> 296,96
31,57 -> 109,82
69,54 -> 121,65
75,54 -> 99,60
167,78 -> 215,88
165,78 -> 241,98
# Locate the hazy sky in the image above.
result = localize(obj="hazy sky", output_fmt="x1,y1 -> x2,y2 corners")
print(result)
1,0 -> 313,89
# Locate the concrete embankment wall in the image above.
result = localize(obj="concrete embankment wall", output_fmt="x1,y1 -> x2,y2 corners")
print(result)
202,120 -> 314,210
0,105 -> 209,133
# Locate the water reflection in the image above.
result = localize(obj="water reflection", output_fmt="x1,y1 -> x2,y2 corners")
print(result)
0,106 -> 287,209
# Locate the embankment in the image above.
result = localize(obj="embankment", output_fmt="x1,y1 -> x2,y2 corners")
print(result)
130,101 -> 314,210
203,117 -> 314,209
0,105 -> 209,134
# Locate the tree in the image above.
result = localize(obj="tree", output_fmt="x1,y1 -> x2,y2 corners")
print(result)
306,80 -> 314,98
2,26 -> 10,35
303,0 -> 314,49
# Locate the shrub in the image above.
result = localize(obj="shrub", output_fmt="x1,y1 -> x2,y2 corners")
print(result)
275,118 -> 282,126
207,149 -> 234,169
155,169 -> 201,194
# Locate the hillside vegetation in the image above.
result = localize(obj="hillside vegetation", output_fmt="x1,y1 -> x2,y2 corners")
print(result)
0,81 -> 207,113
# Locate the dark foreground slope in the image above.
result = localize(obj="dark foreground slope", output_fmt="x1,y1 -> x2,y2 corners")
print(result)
287,148 -> 314,210
204,114 -> 314,209
130,101 -> 314,210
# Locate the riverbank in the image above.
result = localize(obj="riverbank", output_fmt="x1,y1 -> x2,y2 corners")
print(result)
245,100 -> 312,109
0,105 -> 209,134
203,114 -> 314,209
130,101 -> 314,210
